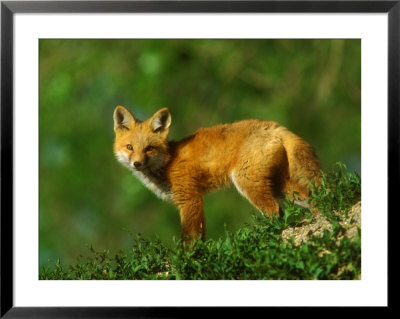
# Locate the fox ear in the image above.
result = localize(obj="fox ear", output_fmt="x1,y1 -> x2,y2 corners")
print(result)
149,108 -> 171,133
113,105 -> 136,131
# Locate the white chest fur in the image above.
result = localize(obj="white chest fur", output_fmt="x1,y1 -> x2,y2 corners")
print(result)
132,169 -> 173,202
115,150 -> 173,202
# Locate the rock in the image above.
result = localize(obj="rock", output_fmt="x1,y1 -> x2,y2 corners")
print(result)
282,201 -> 361,246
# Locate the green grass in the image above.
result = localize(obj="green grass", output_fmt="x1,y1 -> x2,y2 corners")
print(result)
40,163 -> 361,280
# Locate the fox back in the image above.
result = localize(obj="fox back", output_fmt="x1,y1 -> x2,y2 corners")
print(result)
113,105 -> 321,243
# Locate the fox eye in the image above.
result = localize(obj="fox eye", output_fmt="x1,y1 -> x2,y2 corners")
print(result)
145,145 -> 154,152
126,144 -> 133,151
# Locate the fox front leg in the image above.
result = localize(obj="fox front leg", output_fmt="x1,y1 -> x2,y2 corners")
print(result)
175,196 -> 206,244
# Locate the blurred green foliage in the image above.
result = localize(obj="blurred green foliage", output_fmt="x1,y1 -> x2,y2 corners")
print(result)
39,39 -> 360,266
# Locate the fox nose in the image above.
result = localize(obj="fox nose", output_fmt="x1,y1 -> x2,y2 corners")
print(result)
133,161 -> 142,168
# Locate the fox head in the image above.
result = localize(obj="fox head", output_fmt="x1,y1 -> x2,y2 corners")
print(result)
113,105 -> 171,173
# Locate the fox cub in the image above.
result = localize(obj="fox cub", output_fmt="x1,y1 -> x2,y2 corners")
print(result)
113,105 -> 321,243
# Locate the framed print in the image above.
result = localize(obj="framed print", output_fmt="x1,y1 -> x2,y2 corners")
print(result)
1,0 -> 396,317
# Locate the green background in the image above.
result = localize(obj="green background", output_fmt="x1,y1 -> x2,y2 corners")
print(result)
39,39 -> 361,266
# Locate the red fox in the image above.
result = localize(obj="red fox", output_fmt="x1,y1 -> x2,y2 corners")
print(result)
113,105 -> 321,243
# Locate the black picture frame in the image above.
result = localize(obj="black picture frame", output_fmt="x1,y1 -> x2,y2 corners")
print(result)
1,0 -> 396,317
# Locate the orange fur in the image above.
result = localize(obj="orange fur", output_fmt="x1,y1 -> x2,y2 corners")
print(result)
113,105 -> 321,243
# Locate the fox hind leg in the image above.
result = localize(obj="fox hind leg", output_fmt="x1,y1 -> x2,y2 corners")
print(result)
231,141 -> 289,217
232,174 -> 280,216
